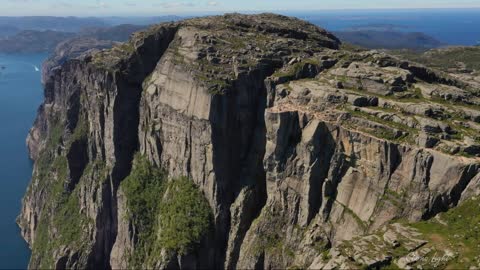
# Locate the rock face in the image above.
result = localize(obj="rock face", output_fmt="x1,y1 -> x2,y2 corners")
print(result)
19,13 -> 480,269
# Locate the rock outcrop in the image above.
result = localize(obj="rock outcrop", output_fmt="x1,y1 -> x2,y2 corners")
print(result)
19,13 -> 480,269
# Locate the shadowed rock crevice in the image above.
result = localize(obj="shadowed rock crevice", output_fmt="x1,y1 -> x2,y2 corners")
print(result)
66,138 -> 88,191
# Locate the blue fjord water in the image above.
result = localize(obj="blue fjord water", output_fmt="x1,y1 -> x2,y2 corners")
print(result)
296,8 -> 480,45
0,53 -> 46,269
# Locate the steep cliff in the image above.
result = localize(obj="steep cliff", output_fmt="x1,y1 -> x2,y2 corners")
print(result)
19,14 -> 480,269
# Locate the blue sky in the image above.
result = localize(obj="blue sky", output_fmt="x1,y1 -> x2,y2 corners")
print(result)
1,0 -> 480,16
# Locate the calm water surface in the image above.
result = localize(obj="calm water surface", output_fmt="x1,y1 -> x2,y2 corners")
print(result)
295,9 -> 480,45
0,53 -> 46,269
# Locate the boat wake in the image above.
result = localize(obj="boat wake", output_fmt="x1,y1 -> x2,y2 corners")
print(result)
12,61 -> 40,72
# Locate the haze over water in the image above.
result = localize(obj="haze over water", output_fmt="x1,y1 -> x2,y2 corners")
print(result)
0,53 -> 46,269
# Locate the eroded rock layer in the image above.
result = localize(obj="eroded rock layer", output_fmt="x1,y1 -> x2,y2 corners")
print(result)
19,13 -> 480,269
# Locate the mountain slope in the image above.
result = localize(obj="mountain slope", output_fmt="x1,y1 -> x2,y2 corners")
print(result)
393,46 -> 480,75
19,13 -> 480,269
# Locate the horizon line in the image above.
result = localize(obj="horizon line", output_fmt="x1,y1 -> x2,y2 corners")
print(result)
1,6 -> 480,17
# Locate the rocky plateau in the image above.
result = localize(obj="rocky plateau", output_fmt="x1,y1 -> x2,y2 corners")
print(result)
18,13 -> 480,269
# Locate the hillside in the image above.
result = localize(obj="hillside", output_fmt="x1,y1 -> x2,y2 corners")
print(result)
0,24 -> 146,54
0,30 -> 75,53
19,13 -> 480,269
393,46 -> 480,75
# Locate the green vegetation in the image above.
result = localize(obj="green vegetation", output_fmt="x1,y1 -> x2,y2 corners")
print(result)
32,118 -> 64,184
172,44 -> 185,65
117,42 -> 136,54
53,188 -> 90,245
46,120 -> 64,149
338,201 -> 368,230
91,41 -> 136,71
194,58 -> 231,95
273,58 -> 320,78
71,117 -> 88,142
121,154 -> 212,267
27,112 -> 104,268
156,177 -> 212,256
393,47 -> 480,74
65,115 -> 89,149
251,208 -> 286,256
409,198 -> 480,269
30,155 -> 95,269
121,154 -> 167,267
341,83 -> 426,104
32,219 -> 55,269
30,154 -> 101,268
248,206 -> 314,269
376,189 -> 406,211
340,43 -> 367,52
345,107 -> 417,143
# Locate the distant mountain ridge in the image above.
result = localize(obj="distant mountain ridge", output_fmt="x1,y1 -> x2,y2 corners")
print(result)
0,30 -> 76,53
0,24 -> 147,54
0,16 -> 182,54
335,30 -> 443,50
0,15 -> 446,53
0,15 -> 181,36
0,16 -> 107,32
0,24 -> 20,38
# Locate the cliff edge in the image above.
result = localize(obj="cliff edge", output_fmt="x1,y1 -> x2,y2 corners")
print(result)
19,13 -> 480,269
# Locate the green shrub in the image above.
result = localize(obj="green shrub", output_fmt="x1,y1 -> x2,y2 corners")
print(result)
122,154 -> 166,235
121,155 -> 212,266
157,177 -> 212,255
121,154 -> 166,266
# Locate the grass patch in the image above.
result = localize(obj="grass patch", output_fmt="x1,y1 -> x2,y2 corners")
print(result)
273,58 -> 320,78
393,47 -> 480,73
410,198 -> 480,268
345,107 -> 417,143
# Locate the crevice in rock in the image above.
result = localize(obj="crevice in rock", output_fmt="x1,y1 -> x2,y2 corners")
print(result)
387,143 -> 403,176
307,122 -> 337,224
66,137 -> 89,191
65,83 -> 89,192
321,149 -> 356,221
450,164 -> 480,206
423,164 -> 479,220
210,64 -> 278,269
